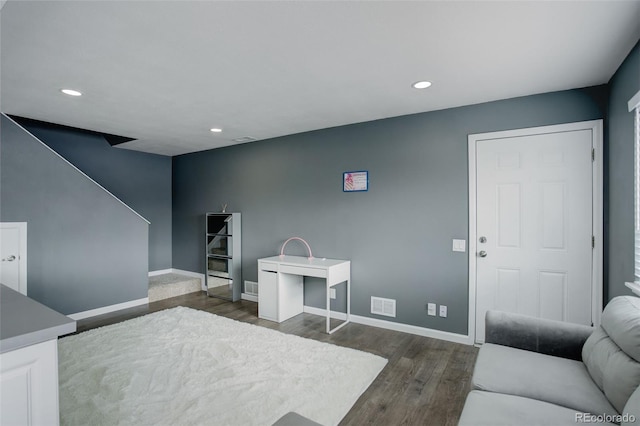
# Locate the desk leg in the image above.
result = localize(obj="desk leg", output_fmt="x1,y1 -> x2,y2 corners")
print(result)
326,282 -> 331,334
327,279 -> 351,334
347,277 -> 351,323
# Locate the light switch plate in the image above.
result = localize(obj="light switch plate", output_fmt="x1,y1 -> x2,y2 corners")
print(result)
452,239 -> 466,252
427,303 -> 436,316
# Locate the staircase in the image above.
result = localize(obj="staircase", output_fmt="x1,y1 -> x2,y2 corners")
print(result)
148,273 -> 202,302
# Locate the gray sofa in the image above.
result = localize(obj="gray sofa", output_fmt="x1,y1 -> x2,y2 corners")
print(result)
459,296 -> 640,425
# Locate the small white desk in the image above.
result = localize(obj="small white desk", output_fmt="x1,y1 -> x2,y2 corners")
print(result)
257,255 -> 351,334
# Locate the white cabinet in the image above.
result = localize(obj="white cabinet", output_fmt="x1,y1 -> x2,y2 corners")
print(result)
1,339 -> 60,426
257,268 -> 278,321
258,263 -> 304,323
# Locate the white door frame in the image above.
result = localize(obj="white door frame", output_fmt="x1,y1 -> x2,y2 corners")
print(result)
467,120 -> 603,345
0,222 -> 28,295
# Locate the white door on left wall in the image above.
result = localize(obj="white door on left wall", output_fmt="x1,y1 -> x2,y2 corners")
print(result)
0,222 -> 27,294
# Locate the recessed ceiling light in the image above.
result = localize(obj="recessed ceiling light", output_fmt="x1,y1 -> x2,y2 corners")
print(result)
210,128 -> 223,133
232,136 -> 257,143
412,81 -> 432,89
60,88 -> 82,96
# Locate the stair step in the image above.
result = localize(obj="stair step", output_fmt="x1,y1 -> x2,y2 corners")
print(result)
148,273 -> 202,303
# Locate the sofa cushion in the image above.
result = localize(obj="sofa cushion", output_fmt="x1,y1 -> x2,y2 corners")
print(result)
583,327 -> 617,389
622,386 -> 640,425
583,297 -> 640,412
473,343 -> 617,416
600,296 -> 640,362
458,391 -> 617,426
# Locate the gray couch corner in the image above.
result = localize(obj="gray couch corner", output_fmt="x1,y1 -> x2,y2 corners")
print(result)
459,296 -> 640,426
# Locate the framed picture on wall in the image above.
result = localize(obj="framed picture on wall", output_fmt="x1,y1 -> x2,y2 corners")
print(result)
343,171 -> 368,192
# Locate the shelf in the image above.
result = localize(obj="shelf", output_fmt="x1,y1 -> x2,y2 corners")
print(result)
207,254 -> 232,259
208,272 -> 230,279
205,212 -> 241,301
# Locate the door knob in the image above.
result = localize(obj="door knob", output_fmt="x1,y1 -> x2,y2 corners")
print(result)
478,251 -> 487,258
2,255 -> 16,262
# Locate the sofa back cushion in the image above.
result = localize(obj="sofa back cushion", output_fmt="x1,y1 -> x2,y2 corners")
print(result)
602,297 -> 640,362
583,296 -> 640,413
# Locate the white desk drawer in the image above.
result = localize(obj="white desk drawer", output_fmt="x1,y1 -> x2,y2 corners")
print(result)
259,262 -> 278,272
279,264 -> 327,278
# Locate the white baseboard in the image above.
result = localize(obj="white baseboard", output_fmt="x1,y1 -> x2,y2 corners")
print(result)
350,314 -> 470,345
170,268 -> 205,279
241,293 -> 258,302
148,269 -> 172,277
149,268 -> 206,290
68,297 -> 149,321
303,306 -> 348,320
72,269 -> 207,320
102,274 -> 473,345
303,306 -> 470,345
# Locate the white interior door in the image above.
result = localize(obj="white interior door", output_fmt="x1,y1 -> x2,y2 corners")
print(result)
0,223 -> 27,294
471,124 -> 600,343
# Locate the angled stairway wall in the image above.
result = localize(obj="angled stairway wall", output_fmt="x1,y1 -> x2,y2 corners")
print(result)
14,116 -> 173,272
0,114 -> 149,315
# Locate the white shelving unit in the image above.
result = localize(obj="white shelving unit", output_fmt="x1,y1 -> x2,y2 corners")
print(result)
206,212 -> 241,301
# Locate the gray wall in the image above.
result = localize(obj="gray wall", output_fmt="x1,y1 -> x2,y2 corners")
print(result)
0,115 -> 149,314
16,120 -> 173,271
607,40 -> 640,300
173,86 -> 607,335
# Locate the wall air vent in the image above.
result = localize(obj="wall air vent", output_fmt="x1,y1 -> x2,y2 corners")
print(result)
232,136 -> 257,143
244,280 -> 258,296
371,296 -> 396,318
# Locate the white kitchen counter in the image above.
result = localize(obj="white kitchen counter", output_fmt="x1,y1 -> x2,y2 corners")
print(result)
1,284 -> 76,353
1,284 -> 76,425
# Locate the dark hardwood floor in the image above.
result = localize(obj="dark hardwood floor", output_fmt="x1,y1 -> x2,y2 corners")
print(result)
72,291 -> 478,426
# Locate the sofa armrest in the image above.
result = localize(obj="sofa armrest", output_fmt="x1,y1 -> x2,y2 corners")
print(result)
484,310 -> 594,361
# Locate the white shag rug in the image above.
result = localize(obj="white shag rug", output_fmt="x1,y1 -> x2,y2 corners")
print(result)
58,307 -> 387,426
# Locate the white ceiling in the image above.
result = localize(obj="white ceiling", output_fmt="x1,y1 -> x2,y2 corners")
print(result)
1,1 -> 639,157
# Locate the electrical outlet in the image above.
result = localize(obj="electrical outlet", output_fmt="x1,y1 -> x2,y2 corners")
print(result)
427,303 -> 436,316
439,305 -> 447,317
330,288 -> 336,299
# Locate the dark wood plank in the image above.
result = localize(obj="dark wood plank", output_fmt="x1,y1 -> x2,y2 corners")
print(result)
71,291 -> 478,425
